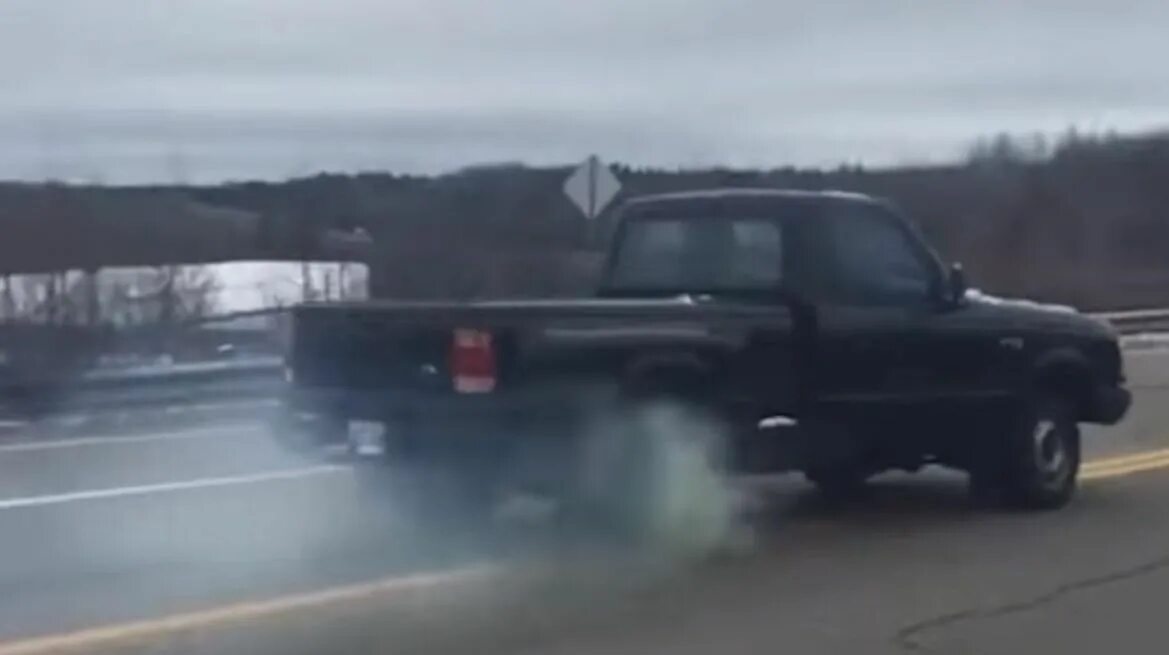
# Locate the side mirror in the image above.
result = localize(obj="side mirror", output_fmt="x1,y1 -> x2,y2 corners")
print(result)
945,263 -> 968,306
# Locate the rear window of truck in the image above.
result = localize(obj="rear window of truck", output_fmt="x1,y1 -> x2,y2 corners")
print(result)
607,217 -> 783,291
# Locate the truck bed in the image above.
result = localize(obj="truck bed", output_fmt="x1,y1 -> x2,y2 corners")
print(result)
287,297 -> 806,423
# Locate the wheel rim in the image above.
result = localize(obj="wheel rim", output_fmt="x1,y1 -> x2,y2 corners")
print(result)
1032,418 -> 1070,484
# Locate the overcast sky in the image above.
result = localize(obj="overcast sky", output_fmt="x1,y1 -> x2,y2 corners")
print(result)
1,0 -> 1166,183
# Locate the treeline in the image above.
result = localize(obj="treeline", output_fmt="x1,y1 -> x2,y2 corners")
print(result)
5,128 -> 1169,310
173,129 -> 1169,309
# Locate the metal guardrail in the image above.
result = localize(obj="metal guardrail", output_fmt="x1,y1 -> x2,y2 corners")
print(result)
1093,309 -> 1169,335
3,307 -> 1169,423
1,356 -> 284,420
83,356 -> 282,383
74,357 -> 284,411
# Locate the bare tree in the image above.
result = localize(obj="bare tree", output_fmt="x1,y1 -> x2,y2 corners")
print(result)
171,266 -> 221,321
95,265 -> 222,327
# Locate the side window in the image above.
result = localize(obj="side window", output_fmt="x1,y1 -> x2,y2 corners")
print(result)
607,218 -> 782,290
823,206 -> 935,306
729,221 -> 783,286
610,220 -> 688,288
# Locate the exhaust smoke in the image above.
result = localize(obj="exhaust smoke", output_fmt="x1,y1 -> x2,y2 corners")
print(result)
575,399 -> 755,562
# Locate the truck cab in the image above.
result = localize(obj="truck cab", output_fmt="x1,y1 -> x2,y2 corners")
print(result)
279,189 -> 1130,513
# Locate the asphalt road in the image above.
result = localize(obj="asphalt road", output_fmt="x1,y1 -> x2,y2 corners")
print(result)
1,351 -> 1168,654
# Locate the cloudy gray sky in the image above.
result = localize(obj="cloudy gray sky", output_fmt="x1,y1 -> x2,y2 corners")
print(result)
1,0 -> 1166,183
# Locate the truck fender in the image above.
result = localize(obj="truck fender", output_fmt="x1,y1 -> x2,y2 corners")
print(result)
622,351 -> 714,401
1029,347 -> 1095,416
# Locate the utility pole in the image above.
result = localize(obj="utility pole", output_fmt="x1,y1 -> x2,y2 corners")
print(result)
160,267 -> 177,325
0,274 -> 13,321
84,268 -> 101,326
338,263 -> 349,300
45,272 -> 59,324
300,261 -> 313,301
324,268 -> 335,301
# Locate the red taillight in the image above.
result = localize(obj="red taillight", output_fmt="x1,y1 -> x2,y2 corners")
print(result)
450,329 -> 496,393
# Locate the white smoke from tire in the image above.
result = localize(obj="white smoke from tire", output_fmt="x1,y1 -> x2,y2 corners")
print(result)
579,400 -> 753,560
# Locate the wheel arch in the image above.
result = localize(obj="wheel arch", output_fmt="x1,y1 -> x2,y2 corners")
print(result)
621,350 -> 718,403
1030,348 -> 1096,420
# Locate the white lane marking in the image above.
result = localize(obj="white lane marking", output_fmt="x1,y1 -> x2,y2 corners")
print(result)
44,399 -> 278,426
161,398 -> 279,413
0,465 -> 345,511
0,425 -> 264,454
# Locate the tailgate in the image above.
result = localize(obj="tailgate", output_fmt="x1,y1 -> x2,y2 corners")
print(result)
291,306 -> 476,393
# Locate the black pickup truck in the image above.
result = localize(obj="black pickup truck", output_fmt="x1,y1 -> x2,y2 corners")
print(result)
278,189 -> 1130,517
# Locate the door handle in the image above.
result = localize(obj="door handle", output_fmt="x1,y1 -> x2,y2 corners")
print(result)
998,336 -> 1024,350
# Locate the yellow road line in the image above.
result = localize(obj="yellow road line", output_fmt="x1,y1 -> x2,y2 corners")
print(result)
1084,452 -> 1169,480
0,566 -> 493,655
1083,447 -> 1169,473
4,447 -> 1169,654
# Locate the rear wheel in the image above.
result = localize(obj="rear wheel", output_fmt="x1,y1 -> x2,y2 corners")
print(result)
970,396 -> 1080,510
563,397 -> 733,542
799,420 -> 875,500
804,465 -> 871,500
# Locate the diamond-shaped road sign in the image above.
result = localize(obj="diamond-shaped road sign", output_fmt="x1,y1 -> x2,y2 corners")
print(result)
563,155 -> 622,220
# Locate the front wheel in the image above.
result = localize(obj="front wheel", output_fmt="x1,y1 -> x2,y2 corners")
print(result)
970,396 -> 1080,510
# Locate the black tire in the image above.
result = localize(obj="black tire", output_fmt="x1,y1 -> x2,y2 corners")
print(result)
970,396 -> 1080,510
563,397 -> 730,541
559,406 -> 661,538
804,465 -> 870,501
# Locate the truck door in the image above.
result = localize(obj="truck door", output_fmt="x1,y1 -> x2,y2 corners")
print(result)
803,202 -> 1010,416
